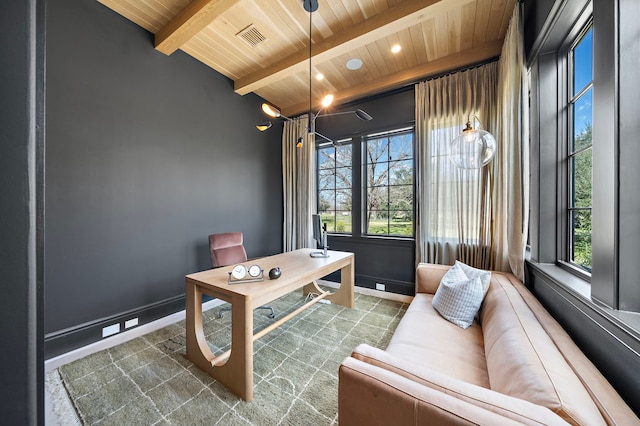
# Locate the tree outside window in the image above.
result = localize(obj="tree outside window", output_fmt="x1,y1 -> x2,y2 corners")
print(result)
568,25 -> 593,272
364,129 -> 414,236
317,142 -> 352,233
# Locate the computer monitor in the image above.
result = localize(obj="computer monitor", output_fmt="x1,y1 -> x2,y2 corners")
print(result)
310,214 -> 329,257
312,214 -> 323,249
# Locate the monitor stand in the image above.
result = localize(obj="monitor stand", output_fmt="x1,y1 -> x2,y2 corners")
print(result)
310,229 -> 329,258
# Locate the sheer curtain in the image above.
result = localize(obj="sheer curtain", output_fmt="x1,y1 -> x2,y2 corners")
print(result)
415,63 -> 498,269
282,115 -> 316,251
415,5 -> 527,279
493,4 -> 528,280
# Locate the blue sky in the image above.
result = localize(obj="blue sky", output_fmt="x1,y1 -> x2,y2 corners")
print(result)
573,27 -> 593,136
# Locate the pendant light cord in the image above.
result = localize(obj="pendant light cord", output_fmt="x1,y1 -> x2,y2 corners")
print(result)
309,4 -> 312,132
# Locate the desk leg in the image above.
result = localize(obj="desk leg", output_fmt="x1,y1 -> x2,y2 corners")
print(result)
303,259 -> 354,309
185,282 -> 254,401
229,295 -> 253,400
331,260 -> 354,308
186,282 -> 217,372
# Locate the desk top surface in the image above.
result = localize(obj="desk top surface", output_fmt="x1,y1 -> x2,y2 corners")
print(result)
186,248 -> 353,298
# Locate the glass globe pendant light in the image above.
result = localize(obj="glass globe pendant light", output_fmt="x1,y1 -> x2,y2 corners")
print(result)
449,115 -> 496,169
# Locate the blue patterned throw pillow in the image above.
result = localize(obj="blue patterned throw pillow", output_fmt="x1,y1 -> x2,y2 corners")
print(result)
432,262 -> 486,329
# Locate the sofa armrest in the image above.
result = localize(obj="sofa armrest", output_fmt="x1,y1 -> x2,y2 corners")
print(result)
416,262 -> 451,294
339,357 -> 536,426
345,344 -> 570,426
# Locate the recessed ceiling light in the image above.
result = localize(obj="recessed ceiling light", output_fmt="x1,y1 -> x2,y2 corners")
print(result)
391,44 -> 402,54
346,58 -> 362,70
316,73 -> 324,81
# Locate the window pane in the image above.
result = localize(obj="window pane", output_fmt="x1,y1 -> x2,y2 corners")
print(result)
390,134 -> 412,160
318,149 -> 333,169
367,139 -> 390,163
573,88 -> 592,152
364,129 -> 414,237
573,27 -> 593,96
318,190 -> 335,210
335,212 -> 352,233
369,162 -> 389,186
390,213 -> 413,235
389,185 -> 413,211
318,169 -> 335,190
320,212 -> 335,232
335,166 -> 352,188
571,148 -> 592,208
336,189 -> 351,211
336,144 -> 352,167
317,143 -> 352,234
567,22 -> 593,275
389,160 -> 413,185
571,209 -> 592,271
366,212 -> 388,234
366,186 -> 387,216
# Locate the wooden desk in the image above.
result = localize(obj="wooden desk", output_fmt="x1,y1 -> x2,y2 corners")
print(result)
185,248 -> 354,401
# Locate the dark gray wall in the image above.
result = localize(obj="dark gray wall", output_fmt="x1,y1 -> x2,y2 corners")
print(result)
526,0 -> 640,414
316,88 -> 416,295
524,0 -> 556,58
616,0 -> 640,312
0,0 -> 45,422
45,0 -> 283,357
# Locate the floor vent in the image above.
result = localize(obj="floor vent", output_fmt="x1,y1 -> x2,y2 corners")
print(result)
236,24 -> 266,47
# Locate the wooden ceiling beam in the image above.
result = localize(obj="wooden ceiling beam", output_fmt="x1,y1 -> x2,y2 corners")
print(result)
234,0 -> 469,96
155,0 -> 239,55
281,39 -> 504,117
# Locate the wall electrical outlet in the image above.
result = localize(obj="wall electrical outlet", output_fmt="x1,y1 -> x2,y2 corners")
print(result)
376,283 -> 386,291
125,317 -> 139,329
102,323 -> 120,338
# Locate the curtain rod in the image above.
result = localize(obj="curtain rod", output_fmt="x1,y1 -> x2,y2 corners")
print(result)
338,57 -> 500,109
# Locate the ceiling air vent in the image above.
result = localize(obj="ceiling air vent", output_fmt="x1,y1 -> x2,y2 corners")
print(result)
236,24 -> 266,47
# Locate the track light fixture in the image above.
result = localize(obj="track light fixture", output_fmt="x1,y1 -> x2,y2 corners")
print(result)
255,122 -> 272,131
254,0 -> 372,147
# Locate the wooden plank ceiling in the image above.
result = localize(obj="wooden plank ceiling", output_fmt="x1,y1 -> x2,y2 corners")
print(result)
98,0 -> 516,116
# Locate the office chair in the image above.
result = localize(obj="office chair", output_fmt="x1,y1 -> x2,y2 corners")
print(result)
208,232 -> 275,319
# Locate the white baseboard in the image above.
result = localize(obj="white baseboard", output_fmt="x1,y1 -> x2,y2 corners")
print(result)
317,279 -> 414,304
44,298 -> 225,372
45,283 -> 413,372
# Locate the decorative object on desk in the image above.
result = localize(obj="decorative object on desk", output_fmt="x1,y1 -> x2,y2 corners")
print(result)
209,231 -> 275,318
254,0 -> 372,147
449,114 -> 496,169
268,267 -> 282,280
228,264 -> 265,284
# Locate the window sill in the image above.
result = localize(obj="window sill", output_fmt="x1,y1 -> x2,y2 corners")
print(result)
327,233 -> 414,247
527,261 -> 640,341
528,262 -> 592,300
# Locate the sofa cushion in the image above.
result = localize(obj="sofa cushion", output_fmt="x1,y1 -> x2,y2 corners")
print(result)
481,273 -> 606,426
386,293 -> 490,388
511,279 -> 640,425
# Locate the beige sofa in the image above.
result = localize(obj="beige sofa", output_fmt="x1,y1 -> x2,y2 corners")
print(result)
339,263 -> 639,425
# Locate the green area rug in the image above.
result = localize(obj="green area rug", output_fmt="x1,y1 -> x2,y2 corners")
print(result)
55,291 -> 408,425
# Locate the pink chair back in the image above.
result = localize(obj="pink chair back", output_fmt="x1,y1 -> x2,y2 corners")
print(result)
208,232 -> 248,267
